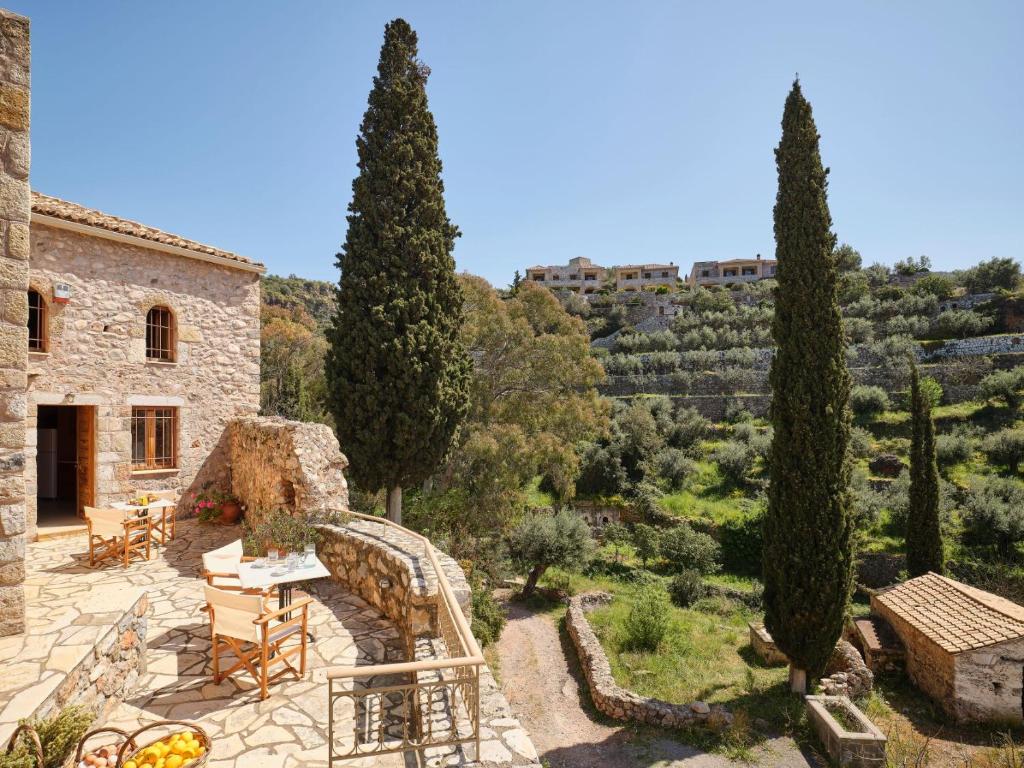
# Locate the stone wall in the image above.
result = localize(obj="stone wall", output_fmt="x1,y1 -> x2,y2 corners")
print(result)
225,416 -> 348,526
566,592 -> 727,728
871,594 -> 957,713
25,224 -> 261,536
0,9 -> 29,637
952,640 -> 1024,723
33,591 -> 148,725
922,334 -> 1024,361
318,519 -> 470,658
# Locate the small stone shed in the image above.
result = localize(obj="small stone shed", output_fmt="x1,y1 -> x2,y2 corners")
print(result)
872,572 -> 1024,723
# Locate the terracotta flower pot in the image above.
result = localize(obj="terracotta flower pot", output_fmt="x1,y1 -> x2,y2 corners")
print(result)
219,500 -> 242,525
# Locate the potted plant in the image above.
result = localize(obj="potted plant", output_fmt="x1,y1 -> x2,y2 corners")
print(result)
191,485 -> 244,525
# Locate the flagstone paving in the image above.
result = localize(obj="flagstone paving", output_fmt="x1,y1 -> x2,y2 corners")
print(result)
4,520 -> 411,767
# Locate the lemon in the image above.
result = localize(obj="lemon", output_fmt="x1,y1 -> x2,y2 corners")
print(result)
124,762 -> 138,768
165,756 -> 183,768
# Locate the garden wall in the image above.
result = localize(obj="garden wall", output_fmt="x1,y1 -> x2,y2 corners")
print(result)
317,519 -> 469,657
225,416 -> 348,527
566,592 -> 727,728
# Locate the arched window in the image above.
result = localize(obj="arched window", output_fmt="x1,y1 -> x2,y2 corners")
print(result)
145,305 -> 175,361
28,289 -> 46,351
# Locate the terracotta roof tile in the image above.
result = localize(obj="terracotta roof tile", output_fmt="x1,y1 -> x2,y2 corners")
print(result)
31,192 -> 263,270
875,572 -> 1024,653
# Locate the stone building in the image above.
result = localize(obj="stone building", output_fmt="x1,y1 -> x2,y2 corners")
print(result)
24,193 -> 263,538
687,255 -> 777,287
872,572 -> 1024,723
525,256 -> 606,294
613,263 -> 678,291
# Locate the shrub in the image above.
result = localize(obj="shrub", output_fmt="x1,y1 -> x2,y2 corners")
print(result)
962,477 -> 1024,559
659,522 -> 721,574
632,523 -> 661,567
242,507 -> 337,556
980,367 -> 1024,409
508,509 -> 595,596
666,407 -> 708,449
982,429 -> 1024,474
652,448 -> 695,490
719,508 -> 764,576
623,585 -> 671,651
931,309 -> 992,339
668,569 -> 709,607
575,443 -> 627,497
3,705 -> 94,768
849,426 -> 873,459
936,427 -> 974,467
913,273 -> 956,299
919,376 -> 943,408
850,385 -> 890,417
470,575 -> 506,647
714,440 -> 752,487
723,400 -> 753,424
844,316 -> 874,344
960,257 -> 1023,294
732,422 -> 758,442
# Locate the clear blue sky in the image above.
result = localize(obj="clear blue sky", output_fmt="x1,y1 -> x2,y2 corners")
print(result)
12,0 -> 1023,286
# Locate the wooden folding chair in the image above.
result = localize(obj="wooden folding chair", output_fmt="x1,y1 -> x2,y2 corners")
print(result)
146,489 -> 177,544
85,506 -> 151,568
204,584 -> 310,700
201,540 -> 277,598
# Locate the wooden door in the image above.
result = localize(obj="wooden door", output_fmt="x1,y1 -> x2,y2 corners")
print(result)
75,406 -> 94,517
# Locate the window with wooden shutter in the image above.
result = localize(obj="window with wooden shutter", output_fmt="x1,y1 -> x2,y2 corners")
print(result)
131,407 -> 177,470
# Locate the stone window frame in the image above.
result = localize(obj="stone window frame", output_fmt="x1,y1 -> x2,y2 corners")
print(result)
145,304 -> 176,362
131,406 -> 178,471
28,287 -> 47,352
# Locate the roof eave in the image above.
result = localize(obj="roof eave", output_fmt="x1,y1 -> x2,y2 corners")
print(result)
32,212 -> 266,275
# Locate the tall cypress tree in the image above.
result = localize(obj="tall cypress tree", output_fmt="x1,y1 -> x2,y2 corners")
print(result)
764,80 -> 853,691
327,19 -> 470,523
907,362 -> 944,576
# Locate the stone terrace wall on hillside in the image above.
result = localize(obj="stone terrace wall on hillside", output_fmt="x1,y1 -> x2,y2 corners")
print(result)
567,592 -> 728,728
0,10 -> 29,637
922,334 -> 1024,361
225,416 -> 348,527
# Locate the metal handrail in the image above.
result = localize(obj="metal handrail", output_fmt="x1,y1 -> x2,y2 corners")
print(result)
324,510 -> 483,680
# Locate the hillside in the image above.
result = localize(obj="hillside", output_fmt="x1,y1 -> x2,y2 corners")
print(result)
262,274 -> 336,330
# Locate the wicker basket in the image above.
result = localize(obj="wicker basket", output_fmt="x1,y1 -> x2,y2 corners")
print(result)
75,726 -> 135,767
114,721 -> 210,767
4,724 -> 43,765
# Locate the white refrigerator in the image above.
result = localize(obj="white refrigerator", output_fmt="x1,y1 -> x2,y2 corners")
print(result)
37,428 -> 57,499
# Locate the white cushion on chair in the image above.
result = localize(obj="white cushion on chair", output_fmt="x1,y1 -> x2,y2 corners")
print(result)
202,539 -> 243,576
205,584 -> 263,643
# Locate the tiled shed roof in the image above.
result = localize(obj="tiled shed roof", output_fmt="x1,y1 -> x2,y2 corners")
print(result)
31,192 -> 263,271
875,572 -> 1024,653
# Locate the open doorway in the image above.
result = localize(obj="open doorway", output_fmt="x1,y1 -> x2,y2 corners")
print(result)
36,405 -> 94,531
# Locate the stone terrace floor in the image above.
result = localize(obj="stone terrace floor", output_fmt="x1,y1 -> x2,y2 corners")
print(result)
3,520 -> 413,768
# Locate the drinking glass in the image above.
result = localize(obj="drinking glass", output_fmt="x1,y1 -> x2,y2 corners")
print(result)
286,552 -> 299,571
304,542 -> 315,567
267,548 -> 279,568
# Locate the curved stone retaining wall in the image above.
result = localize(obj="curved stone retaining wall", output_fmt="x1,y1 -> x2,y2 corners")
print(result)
566,592 -> 729,728
317,519 -> 469,655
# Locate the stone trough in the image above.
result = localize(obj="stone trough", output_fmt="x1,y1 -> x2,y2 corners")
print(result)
805,695 -> 886,768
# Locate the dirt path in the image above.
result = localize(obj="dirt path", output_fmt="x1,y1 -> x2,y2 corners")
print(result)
494,596 -> 815,768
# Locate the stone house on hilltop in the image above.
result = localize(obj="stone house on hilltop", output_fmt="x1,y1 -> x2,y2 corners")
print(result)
872,572 -> 1024,723
24,192 -> 264,538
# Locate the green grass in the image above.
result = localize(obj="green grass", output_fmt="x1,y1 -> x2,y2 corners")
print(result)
657,461 -> 751,526
585,588 -> 800,732
524,476 -> 555,508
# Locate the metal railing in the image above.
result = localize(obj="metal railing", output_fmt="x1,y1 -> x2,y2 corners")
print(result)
325,511 -> 483,763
